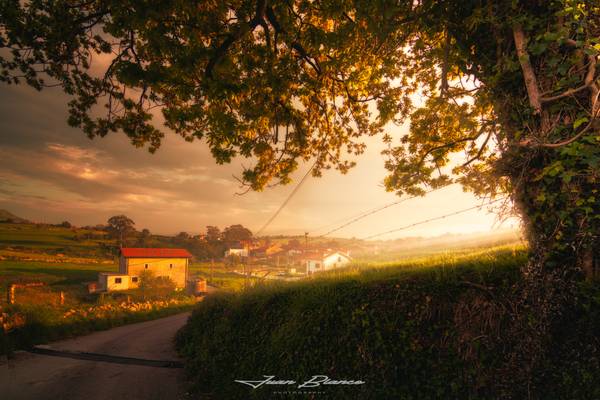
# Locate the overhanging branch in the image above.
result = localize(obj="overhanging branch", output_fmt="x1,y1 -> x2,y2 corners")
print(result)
205,0 -> 268,79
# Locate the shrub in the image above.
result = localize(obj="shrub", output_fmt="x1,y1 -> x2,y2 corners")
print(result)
176,247 -> 600,399
139,270 -> 176,300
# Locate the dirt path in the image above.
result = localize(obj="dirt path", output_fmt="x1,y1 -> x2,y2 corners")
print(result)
0,312 -> 191,400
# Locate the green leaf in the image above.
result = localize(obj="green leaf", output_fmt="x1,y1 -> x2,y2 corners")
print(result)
573,117 -> 588,130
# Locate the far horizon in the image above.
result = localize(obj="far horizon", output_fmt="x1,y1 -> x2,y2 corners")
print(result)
0,207 -> 521,243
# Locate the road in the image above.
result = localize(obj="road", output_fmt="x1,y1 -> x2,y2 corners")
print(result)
0,312 -> 191,400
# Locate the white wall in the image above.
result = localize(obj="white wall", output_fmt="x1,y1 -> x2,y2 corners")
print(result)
323,253 -> 351,270
226,248 -> 248,257
98,274 -> 131,291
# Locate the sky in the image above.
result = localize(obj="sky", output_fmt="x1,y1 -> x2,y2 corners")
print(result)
0,83 -> 520,238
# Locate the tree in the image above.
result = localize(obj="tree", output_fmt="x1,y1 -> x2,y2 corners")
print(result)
136,228 -> 152,247
107,215 -> 136,247
222,224 -> 253,243
176,231 -> 190,241
205,226 -> 221,243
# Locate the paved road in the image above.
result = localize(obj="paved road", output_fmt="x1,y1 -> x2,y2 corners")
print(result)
0,312 -> 191,400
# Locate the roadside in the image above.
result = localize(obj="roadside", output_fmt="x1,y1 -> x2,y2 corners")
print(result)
0,312 -> 191,400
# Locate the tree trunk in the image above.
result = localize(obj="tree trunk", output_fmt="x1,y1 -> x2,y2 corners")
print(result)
582,248 -> 596,281
494,122 -> 599,395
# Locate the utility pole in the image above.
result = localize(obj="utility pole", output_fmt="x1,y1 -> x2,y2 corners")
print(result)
304,232 -> 308,248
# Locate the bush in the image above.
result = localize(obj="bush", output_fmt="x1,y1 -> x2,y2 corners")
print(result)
139,270 -> 176,300
176,247 -> 600,399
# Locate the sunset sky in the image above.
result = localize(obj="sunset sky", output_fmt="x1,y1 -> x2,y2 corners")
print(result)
0,83 -> 520,239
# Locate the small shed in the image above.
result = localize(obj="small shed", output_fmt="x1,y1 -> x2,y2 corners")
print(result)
98,272 -> 133,291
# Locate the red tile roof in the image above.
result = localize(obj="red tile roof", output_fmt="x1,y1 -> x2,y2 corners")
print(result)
120,248 -> 193,258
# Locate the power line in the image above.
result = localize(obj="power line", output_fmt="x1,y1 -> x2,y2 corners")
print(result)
315,184 -> 456,238
361,198 -> 506,240
255,161 -> 317,237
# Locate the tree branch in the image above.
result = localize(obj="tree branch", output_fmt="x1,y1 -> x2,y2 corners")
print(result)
535,118 -> 595,148
205,0 -> 267,79
440,29 -> 450,96
418,122 -> 492,165
512,24 -> 543,115
266,5 -> 321,75
462,128 -> 493,167
541,54 -> 598,103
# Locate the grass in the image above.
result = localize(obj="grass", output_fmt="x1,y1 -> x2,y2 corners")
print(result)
0,223 -> 113,258
0,260 -> 117,300
2,295 -> 198,354
189,262 -> 260,291
0,257 -> 251,355
176,245 -> 600,399
0,257 -> 197,355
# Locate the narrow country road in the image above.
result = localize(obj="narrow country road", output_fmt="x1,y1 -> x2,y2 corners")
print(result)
0,312 -> 191,400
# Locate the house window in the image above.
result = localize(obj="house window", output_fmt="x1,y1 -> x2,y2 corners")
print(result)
315,263 -> 321,269
145,264 -> 148,269
170,263 -> 173,269
338,256 -> 342,262
131,277 -> 138,283
115,277 -> 122,284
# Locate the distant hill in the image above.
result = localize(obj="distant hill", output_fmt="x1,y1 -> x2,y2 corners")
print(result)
0,209 -> 30,224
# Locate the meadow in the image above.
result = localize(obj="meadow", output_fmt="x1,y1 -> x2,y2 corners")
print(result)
0,222 -> 252,353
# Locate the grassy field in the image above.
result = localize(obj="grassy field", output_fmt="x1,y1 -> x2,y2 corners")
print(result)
189,262 -> 261,291
0,255 -> 199,353
0,257 -> 255,354
0,220 -> 255,357
176,245 -> 600,399
0,224 -> 255,354
0,223 -> 114,259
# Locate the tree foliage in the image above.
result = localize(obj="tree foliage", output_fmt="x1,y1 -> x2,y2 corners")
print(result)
0,1 -> 598,265
205,226 -> 221,242
107,214 -> 136,247
222,224 -> 253,242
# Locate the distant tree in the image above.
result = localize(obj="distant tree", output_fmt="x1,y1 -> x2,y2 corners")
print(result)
205,226 -> 221,242
136,228 -> 151,247
222,225 -> 253,243
107,215 -> 136,247
59,221 -> 72,228
176,231 -> 190,240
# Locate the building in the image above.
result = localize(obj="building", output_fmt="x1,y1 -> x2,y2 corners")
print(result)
225,247 -> 248,257
97,248 -> 192,292
225,242 -> 249,257
98,272 -> 134,292
305,251 -> 352,274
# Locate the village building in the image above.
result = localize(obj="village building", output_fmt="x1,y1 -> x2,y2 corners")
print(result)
97,248 -> 192,292
225,247 -> 248,257
225,242 -> 249,257
304,251 -> 353,274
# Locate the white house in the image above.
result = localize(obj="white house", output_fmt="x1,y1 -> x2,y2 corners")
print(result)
225,247 -> 248,257
305,251 -> 352,274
